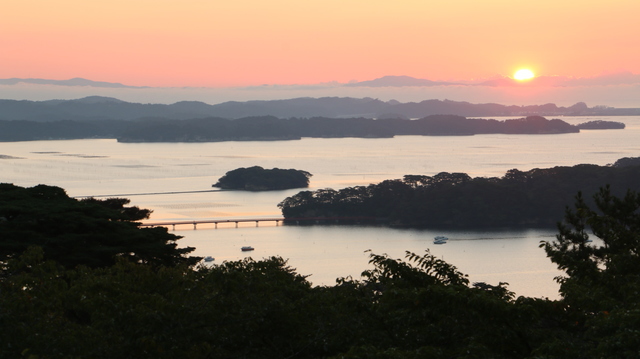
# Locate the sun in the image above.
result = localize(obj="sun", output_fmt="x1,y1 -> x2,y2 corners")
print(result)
513,69 -> 535,81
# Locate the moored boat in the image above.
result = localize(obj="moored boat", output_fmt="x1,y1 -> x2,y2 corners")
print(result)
241,246 -> 255,251
433,236 -> 448,244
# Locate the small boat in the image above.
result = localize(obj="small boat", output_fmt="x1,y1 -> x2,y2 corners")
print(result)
241,246 -> 255,251
433,236 -> 448,244
204,256 -> 215,262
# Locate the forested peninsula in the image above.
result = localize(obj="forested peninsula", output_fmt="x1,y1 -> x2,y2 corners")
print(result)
0,115 -> 624,142
117,115 -> 595,142
278,157 -> 640,228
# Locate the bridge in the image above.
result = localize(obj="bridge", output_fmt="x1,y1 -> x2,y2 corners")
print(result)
140,216 -> 378,230
141,217 -> 285,230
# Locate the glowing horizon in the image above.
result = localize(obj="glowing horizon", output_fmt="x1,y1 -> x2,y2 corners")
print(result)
2,1 -> 640,88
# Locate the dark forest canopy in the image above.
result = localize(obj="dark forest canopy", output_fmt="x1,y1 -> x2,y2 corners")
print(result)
214,166 -> 312,191
278,157 -> 640,229
3,187 -> 640,357
0,183 -> 199,268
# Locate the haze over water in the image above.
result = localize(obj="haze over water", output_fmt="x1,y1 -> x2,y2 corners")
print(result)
2,115 -> 639,299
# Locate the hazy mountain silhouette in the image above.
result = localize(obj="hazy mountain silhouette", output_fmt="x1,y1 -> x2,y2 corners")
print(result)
0,77 -> 143,88
344,75 -> 459,87
3,73 -> 640,91
1,96 -> 639,122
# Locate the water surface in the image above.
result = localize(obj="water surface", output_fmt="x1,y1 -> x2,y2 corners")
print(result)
2,115 -> 638,298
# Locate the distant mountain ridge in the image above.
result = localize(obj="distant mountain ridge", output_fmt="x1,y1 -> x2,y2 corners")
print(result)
4,72 -> 640,90
0,77 -> 142,88
1,96 -> 640,122
344,75 -> 460,87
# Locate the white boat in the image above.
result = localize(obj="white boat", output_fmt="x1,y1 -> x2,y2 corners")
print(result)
241,246 -> 255,251
204,256 -> 215,262
433,236 -> 448,244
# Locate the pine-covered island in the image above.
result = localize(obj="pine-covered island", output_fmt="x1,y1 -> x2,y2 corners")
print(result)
213,166 -> 312,191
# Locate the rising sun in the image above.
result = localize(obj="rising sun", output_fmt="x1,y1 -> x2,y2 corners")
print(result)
513,69 -> 535,81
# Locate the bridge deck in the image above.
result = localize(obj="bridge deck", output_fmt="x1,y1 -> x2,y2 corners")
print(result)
141,216 -> 377,229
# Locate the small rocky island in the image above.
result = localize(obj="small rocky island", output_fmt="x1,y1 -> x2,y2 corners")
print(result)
213,166 -> 312,191
576,120 -> 625,129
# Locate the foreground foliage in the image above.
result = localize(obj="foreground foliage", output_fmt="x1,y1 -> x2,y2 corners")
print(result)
0,183 -> 199,268
1,247 -> 560,359
2,184 -> 640,358
542,186 -> 640,357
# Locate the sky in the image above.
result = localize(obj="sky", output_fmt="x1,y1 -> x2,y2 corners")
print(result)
2,0 -> 640,105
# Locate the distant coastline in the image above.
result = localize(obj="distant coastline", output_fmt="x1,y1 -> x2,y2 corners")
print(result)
0,96 -> 629,142
1,96 -> 640,122
0,114 -> 625,142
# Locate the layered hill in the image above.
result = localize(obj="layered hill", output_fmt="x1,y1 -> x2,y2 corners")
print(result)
0,114 -> 625,142
1,96 -> 639,122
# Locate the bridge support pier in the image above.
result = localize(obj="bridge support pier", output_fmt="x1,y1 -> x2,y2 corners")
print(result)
193,222 -> 197,230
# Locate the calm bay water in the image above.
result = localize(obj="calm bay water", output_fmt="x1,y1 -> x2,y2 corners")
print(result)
2,116 -> 639,299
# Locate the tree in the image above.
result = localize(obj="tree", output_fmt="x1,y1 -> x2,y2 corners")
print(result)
0,183 -> 199,269
541,186 -> 640,357
333,250 -> 541,358
0,245 -> 568,358
0,249 -> 319,359
542,186 -> 640,311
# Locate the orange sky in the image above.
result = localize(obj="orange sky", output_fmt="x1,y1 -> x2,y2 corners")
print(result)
2,0 -> 640,87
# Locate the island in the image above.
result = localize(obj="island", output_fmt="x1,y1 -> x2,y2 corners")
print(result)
0,109 -> 628,142
277,157 -> 640,228
575,120 -> 625,129
116,115 -> 587,142
213,166 -> 312,191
